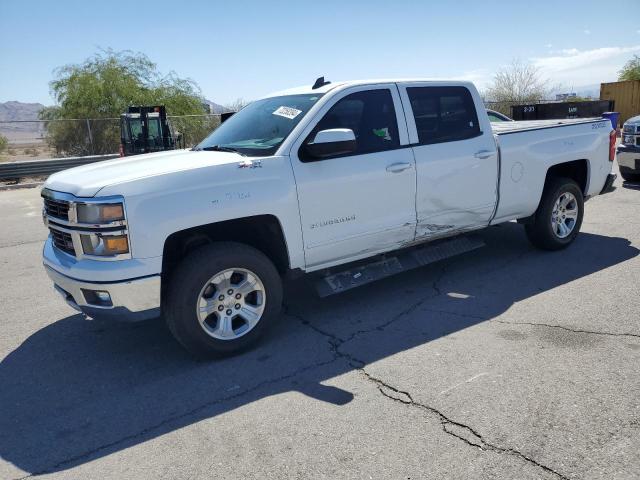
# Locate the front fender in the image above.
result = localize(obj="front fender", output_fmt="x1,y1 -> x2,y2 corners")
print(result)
98,156 -> 305,269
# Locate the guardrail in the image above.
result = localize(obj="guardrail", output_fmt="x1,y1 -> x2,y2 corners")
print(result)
0,154 -> 119,180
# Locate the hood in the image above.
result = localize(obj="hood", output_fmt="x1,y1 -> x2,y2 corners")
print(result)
43,149 -> 250,197
625,115 -> 640,126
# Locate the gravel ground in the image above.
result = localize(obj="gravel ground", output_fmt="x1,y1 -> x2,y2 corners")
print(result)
0,174 -> 639,480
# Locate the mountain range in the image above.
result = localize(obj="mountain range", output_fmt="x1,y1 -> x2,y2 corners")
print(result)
0,101 -> 47,140
0,101 -> 45,122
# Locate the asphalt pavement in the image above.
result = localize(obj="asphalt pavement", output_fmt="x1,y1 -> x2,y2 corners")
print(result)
0,176 -> 639,479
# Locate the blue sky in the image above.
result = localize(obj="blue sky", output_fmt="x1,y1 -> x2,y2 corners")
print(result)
1,0 -> 639,105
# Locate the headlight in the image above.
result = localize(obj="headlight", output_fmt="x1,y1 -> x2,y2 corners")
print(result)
77,203 -> 125,224
81,234 -> 129,256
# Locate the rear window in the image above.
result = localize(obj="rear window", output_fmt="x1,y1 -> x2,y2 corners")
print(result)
407,87 -> 481,145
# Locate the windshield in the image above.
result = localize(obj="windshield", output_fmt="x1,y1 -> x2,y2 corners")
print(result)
195,94 -> 323,156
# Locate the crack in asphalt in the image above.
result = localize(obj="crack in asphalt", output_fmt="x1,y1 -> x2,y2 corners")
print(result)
285,260 -> 571,480
339,264 -> 451,345
495,320 -> 640,339
289,314 -> 571,479
366,373 -> 570,480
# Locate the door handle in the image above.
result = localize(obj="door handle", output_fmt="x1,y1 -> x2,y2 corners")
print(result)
386,162 -> 412,173
474,150 -> 494,159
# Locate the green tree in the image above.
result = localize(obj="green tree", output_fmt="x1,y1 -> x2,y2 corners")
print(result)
40,49 -> 208,156
618,55 -> 640,81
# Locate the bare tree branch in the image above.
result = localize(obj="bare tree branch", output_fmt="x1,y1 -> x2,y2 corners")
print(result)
484,60 -> 552,114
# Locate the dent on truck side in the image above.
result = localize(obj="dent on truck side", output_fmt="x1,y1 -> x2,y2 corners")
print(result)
97,155 -> 305,272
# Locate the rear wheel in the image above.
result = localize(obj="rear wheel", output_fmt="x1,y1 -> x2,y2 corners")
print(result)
165,242 -> 283,358
525,177 -> 584,250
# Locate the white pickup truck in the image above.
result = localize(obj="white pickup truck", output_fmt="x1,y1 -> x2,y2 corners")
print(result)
41,78 -> 617,356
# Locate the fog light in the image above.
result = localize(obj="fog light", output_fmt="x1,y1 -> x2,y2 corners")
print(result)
96,291 -> 111,302
82,289 -> 113,307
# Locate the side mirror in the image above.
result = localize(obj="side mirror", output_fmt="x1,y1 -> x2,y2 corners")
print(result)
304,128 -> 356,159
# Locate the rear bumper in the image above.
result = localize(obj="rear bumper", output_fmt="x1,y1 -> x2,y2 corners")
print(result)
600,173 -> 617,195
44,264 -> 161,322
617,144 -> 640,172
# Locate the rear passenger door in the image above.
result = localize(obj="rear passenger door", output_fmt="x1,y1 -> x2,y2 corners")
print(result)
398,83 -> 498,239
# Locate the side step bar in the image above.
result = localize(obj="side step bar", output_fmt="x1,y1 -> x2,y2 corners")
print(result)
315,235 -> 485,297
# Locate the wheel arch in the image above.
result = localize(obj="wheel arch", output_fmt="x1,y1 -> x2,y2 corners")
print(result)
517,159 -> 588,225
544,159 -> 590,194
161,214 -> 291,282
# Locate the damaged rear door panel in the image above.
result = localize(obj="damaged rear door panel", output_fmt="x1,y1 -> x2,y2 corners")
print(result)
398,83 -> 499,239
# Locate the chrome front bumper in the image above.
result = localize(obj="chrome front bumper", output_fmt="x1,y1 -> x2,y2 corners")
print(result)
45,265 -> 161,321
617,144 -> 640,172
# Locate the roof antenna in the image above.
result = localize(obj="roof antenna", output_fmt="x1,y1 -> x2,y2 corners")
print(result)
312,76 -> 331,89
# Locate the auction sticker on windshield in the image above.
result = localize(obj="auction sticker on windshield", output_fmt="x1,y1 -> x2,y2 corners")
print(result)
273,106 -> 302,119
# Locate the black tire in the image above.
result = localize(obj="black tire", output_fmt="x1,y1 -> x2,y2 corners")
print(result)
525,177 -> 584,251
164,242 -> 283,358
619,169 -> 640,182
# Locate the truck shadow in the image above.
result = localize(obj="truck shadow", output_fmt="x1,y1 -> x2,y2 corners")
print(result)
1,224 -> 638,475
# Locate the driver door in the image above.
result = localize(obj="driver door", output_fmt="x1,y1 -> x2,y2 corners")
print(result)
289,85 -> 417,270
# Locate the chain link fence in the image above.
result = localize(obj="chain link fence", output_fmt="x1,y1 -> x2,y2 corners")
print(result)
0,99 -> 593,163
0,114 -> 221,162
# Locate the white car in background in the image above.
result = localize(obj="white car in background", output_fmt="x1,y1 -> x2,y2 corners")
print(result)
486,109 -> 514,122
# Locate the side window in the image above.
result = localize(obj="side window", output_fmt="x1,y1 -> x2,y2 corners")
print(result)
147,118 -> 162,147
407,87 -> 480,145
307,89 -> 399,159
129,118 -> 142,139
120,118 -> 130,141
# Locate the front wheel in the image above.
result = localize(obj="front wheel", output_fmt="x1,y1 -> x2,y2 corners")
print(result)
165,242 -> 283,358
525,177 -> 584,250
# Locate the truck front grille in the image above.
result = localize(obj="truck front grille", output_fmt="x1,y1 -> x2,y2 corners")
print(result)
44,198 -> 70,221
623,124 -> 640,135
49,228 -> 75,255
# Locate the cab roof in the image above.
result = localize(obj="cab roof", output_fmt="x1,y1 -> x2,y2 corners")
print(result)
263,78 -> 477,99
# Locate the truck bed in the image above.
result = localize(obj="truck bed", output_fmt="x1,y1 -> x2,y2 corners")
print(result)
491,118 -> 603,135
491,115 -> 612,225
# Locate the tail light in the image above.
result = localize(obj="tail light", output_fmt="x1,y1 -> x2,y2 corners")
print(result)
609,130 -> 616,162
119,143 -> 124,157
